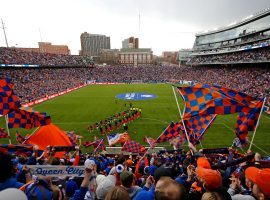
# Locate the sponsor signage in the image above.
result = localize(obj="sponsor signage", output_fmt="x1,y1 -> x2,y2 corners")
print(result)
116,92 -> 157,100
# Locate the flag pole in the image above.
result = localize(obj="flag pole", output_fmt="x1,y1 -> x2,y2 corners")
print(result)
139,147 -> 149,162
22,127 -> 39,144
93,139 -> 102,154
5,115 -> 11,144
172,85 -> 191,144
248,97 -> 266,151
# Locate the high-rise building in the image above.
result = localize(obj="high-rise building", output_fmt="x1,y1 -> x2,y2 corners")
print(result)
80,32 -> 110,57
122,37 -> 139,49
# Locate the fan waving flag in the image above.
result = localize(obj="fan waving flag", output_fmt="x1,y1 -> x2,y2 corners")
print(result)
185,114 -> 217,144
107,132 -> 130,146
177,84 -> 257,119
16,131 -> 26,143
156,122 -> 183,143
235,98 -> 264,144
0,78 -> 14,97
122,140 -> 145,153
210,85 -> 256,106
66,131 -> 82,146
144,136 -> 156,149
0,78 -> 21,115
83,137 -> 101,148
8,109 -> 51,129
93,139 -> 106,154
0,92 -> 21,116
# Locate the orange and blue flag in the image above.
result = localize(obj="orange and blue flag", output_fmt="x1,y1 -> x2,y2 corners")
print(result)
8,109 -> 51,129
0,78 -> 21,115
178,84 -> 256,119
16,131 -> 26,143
0,144 -> 41,157
184,114 -> 217,144
235,98 -> 264,144
209,85 -> 256,106
0,78 -> 14,97
66,131 -> 82,146
156,122 -> 183,143
83,137 -> 101,148
122,140 -> 145,153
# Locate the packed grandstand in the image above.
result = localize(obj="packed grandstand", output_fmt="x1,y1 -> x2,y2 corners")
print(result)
0,6 -> 270,200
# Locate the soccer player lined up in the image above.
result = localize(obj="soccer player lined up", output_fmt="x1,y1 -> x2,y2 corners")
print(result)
123,123 -> 128,131
99,126 -> 104,135
87,125 -> 93,133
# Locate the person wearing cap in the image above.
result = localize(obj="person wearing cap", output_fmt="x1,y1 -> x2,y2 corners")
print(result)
84,159 -> 98,199
96,175 -> 116,200
108,164 -> 125,186
120,171 -> 141,199
245,167 -> 270,200
0,188 -> 28,200
196,167 -> 232,200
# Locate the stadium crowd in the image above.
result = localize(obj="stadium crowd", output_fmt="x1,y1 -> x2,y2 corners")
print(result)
0,64 -> 269,106
0,47 -> 93,66
1,143 -> 270,200
0,46 -> 270,199
0,68 -> 91,103
188,47 -> 270,64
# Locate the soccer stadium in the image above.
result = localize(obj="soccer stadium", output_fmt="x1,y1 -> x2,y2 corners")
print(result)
0,1 -> 270,200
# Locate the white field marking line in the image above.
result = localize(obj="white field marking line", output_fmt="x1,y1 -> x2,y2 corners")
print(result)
219,123 -> 234,131
218,123 -> 270,155
248,142 -> 270,156
262,114 -> 270,120
140,117 -> 169,124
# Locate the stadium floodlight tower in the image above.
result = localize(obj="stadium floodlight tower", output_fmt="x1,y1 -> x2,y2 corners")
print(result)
1,18 -> 9,47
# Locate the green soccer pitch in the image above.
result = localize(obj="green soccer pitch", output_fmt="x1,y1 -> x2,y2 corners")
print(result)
1,83 -> 270,155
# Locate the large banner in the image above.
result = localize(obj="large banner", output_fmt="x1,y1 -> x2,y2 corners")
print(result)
27,165 -> 85,177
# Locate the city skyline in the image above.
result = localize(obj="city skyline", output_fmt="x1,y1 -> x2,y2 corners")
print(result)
1,0 -> 270,55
